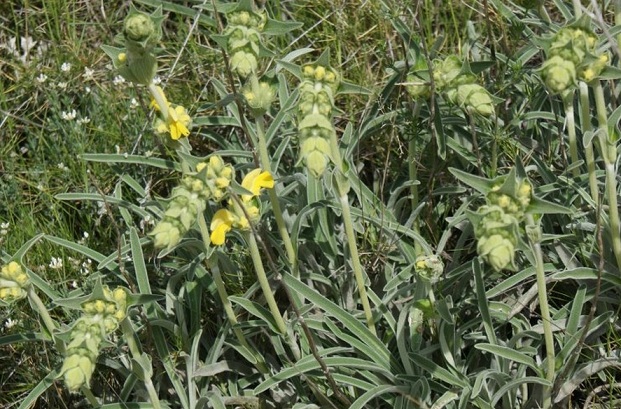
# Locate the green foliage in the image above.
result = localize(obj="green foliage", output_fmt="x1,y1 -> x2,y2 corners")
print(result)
2,0 -> 621,408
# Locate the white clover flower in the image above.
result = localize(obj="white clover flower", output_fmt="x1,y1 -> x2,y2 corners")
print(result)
82,67 -> 94,80
61,62 -> 71,72
36,73 -> 48,84
61,110 -> 77,121
77,117 -> 91,125
49,257 -> 63,270
113,75 -> 126,86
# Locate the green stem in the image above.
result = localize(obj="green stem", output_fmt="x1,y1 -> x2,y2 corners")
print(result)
245,231 -> 289,336
614,0 -> 621,59
197,214 -> 268,373
27,286 -> 64,354
409,102 -> 423,257
572,0 -> 582,18
328,131 -> 376,335
338,191 -> 376,335
592,81 -> 621,271
255,116 -> 296,268
579,82 -> 599,204
120,319 -> 162,409
562,91 -> 580,178
525,215 -> 554,409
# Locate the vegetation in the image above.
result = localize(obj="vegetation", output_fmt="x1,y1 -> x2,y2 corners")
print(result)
1,0 -> 621,408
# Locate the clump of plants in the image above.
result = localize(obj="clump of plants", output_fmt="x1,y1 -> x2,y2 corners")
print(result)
2,1 -> 621,408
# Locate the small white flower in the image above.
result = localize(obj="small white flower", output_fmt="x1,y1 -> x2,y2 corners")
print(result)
61,62 -> 71,72
113,75 -> 126,86
61,110 -> 77,121
37,183 -> 44,191
20,146 -> 28,154
71,280 -> 78,289
77,117 -> 91,125
82,67 -> 94,80
130,98 -> 139,109
57,82 -> 67,90
152,76 -> 162,85
49,257 -> 63,270
81,259 -> 92,275
0,222 -> 9,236
57,163 -> 69,171
85,86 -> 92,94
97,201 -> 106,216
140,215 -> 154,231
83,232 -> 90,239
36,73 -> 48,84
4,318 -> 19,329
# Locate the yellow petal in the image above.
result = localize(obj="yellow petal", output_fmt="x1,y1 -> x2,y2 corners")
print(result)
210,209 -> 235,245
241,169 -> 274,199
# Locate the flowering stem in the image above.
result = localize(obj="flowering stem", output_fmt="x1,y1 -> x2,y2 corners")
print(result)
329,132 -> 376,335
197,214 -> 268,373
120,318 -> 162,409
255,116 -> 297,268
409,102 -> 423,257
245,231 -> 289,336
592,80 -> 621,271
148,83 -> 169,122
578,82 -> 599,204
562,91 -> 580,179
26,286 -> 65,354
525,215 -> 554,409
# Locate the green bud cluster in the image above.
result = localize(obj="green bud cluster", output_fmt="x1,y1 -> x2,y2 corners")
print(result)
470,179 -> 533,271
150,156 -> 234,250
60,286 -> 128,392
414,254 -> 444,284
296,64 -> 340,177
541,26 -> 606,92
406,56 -> 495,116
0,261 -> 29,303
242,76 -> 276,116
224,10 -> 267,78
102,7 -> 164,85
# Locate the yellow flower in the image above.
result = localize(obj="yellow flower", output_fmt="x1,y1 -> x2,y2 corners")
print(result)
241,169 -> 274,201
210,209 -> 237,245
154,105 -> 192,140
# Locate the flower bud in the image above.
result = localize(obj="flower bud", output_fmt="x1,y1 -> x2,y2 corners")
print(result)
124,12 -> 156,44
433,56 -> 463,90
61,349 -> 97,392
414,255 -> 444,284
243,79 -> 276,116
454,83 -> 495,116
149,220 -> 182,249
229,51 -> 258,78
541,56 -> 576,94
477,233 -> 516,271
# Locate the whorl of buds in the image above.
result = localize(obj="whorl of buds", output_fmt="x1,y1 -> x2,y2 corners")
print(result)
541,25 -> 606,91
295,64 -> 340,178
242,78 -> 276,116
124,12 -> 157,45
415,254 -> 444,284
224,10 -> 267,78
61,286 -> 128,392
0,261 -> 29,303
448,83 -> 495,116
541,56 -> 577,94
102,7 -> 163,85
